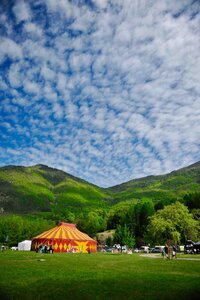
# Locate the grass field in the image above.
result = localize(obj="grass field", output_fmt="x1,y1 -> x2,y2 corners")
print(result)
0,251 -> 200,300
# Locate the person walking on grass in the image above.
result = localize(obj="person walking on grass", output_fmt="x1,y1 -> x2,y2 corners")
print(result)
163,244 -> 169,259
172,245 -> 177,259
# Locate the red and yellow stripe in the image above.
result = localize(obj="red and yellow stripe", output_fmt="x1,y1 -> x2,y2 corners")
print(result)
32,222 -> 97,253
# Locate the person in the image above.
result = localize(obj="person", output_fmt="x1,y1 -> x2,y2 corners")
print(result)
49,244 -> 53,254
162,248 -> 165,258
164,244 -> 169,259
44,244 -> 48,253
172,245 -> 177,259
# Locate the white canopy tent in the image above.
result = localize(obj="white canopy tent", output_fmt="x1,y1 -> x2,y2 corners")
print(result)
18,240 -> 32,251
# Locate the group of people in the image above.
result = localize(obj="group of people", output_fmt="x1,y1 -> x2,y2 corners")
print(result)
36,244 -> 54,254
162,244 -> 177,259
66,246 -> 76,253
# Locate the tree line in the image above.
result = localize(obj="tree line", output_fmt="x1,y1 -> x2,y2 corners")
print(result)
0,193 -> 200,247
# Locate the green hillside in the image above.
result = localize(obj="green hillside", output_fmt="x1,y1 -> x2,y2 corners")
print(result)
0,162 -> 199,215
106,161 -> 200,204
0,165 -> 109,214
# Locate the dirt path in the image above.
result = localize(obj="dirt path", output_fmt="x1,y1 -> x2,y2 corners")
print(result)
140,253 -> 200,261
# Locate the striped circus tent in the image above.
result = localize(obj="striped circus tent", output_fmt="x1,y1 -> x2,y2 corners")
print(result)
32,222 -> 97,253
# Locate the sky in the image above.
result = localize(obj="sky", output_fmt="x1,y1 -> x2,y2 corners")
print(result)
0,0 -> 200,188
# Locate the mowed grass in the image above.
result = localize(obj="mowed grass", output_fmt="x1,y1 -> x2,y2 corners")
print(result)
0,251 -> 200,300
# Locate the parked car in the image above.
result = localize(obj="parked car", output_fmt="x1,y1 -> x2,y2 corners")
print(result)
184,240 -> 200,254
151,246 -> 164,253
122,245 -> 127,251
149,247 -> 155,253
113,244 -> 121,250
139,246 -> 149,253
106,248 -> 113,253
11,246 -> 18,251
133,248 -> 142,253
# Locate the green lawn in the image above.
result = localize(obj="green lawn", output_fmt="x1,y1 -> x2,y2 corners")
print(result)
0,251 -> 200,300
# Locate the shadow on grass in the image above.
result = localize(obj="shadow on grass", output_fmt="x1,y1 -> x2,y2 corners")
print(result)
1,276 -> 200,300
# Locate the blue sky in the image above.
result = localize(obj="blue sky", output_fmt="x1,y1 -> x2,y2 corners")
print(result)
0,0 -> 200,187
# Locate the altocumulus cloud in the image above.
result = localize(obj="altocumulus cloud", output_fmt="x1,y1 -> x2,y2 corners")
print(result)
0,0 -> 200,187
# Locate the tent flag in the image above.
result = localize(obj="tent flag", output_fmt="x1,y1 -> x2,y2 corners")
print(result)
31,222 -> 97,253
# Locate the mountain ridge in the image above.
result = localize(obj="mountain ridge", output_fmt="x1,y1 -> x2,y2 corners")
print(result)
0,161 -> 199,214
108,161 -> 200,191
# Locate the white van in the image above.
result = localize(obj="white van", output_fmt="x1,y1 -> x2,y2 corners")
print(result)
140,246 -> 149,253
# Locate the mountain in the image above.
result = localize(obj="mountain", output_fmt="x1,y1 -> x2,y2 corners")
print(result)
0,164 -> 109,214
107,161 -> 200,203
0,162 -> 200,214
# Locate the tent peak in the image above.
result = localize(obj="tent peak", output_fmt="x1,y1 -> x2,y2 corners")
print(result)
59,222 -> 76,227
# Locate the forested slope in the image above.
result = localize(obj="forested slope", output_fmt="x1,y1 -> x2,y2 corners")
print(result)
0,162 -> 199,214
0,164 -> 109,214
106,161 -> 200,204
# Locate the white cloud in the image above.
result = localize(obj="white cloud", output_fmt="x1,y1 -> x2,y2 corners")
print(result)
44,0 -> 74,19
0,38 -> 22,63
0,76 -> 8,90
12,0 -> 31,23
23,79 -> 41,95
24,22 -> 43,37
43,84 -> 58,102
92,0 -> 108,9
41,65 -> 56,81
52,102 -> 63,119
0,0 -> 200,187
8,63 -> 21,87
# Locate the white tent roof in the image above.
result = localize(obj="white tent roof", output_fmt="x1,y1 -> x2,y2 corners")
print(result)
18,240 -> 32,251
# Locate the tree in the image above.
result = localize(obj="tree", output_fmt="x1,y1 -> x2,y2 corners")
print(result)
0,215 -> 55,246
146,202 -> 199,245
192,209 -> 200,221
77,210 -> 106,237
106,236 -> 113,247
107,203 -> 131,229
114,225 -> 135,249
65,211 -> 75,223
184,193 -> 200,210
126,199 -> 155,245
